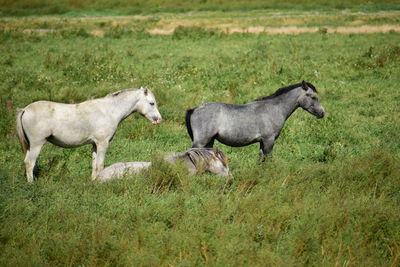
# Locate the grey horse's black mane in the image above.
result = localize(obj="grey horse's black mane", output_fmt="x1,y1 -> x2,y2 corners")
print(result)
255,81 -> 317,101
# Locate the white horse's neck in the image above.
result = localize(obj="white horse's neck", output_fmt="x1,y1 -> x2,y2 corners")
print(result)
106,89 -> 141,122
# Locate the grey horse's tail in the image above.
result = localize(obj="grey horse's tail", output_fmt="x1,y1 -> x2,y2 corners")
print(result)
185,108 -> 195,141
16,109 -> 29,155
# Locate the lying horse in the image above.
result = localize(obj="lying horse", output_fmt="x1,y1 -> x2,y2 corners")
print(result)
185,81 -> 325,161
97,162 -> 152,181
97,148 -> 231,181
164,147 -> 230,177
16,87 -> 162,182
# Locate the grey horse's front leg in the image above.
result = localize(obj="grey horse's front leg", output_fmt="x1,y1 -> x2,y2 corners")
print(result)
259,137 -> 275,162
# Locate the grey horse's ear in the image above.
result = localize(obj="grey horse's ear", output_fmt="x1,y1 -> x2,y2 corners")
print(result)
143,88 -> 148,96
301,80 -> 308,90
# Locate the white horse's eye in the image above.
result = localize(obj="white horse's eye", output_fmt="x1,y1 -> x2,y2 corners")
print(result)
149,102 -> 155,106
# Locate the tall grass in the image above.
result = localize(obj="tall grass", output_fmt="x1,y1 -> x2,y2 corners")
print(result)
0,0 -> 399,16
0,17 -> 399,265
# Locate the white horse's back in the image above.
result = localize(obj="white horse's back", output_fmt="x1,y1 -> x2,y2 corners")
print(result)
22,99 -> 116,148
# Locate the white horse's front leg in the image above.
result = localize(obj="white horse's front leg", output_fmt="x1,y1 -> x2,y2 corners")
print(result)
91,145 -> 97,180
92,141 -> 109,180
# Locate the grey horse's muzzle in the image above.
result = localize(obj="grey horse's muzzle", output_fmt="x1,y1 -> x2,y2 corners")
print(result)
316,108 -> 325,119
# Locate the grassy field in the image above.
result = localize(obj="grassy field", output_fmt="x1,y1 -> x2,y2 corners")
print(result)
0,0 -> 399,16
1,4 -> 400,266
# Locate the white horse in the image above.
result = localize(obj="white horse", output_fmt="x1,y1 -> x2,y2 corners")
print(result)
16,87 -> 162,182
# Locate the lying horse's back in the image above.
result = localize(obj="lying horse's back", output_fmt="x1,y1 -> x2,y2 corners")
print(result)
98,162 -> 152,181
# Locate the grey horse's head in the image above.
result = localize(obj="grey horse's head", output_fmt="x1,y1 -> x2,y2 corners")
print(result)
136,87 -> 162,124
298,81 -> 325,119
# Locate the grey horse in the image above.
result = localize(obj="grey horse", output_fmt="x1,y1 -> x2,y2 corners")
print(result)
185,81 -> 325,160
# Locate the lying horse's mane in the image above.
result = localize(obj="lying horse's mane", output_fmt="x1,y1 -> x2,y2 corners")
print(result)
185,148 -> 228,167
255,81 -> 317,101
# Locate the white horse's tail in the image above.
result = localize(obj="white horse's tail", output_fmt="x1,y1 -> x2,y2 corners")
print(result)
16,108 -> 29,155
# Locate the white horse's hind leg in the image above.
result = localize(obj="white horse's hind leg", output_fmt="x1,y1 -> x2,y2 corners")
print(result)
24,142 -> 44,183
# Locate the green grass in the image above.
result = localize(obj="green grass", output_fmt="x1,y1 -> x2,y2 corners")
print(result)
0,12 -> 400,266
0,0 -> 399,16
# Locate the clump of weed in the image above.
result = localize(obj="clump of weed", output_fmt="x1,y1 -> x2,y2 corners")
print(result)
0,29 -> 41,42
60,28 -> 90,38
142,154 -> 189,194
43,50 -> 130,84
1,55 -> 14,66
172,26 -> 221,40
233,161 -> 269,194
318,27 -> 328,34
354,45 -> 400,69
104,26 -> 132,39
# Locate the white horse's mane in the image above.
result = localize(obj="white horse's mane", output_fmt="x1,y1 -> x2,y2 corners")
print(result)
107,87 -> 145,97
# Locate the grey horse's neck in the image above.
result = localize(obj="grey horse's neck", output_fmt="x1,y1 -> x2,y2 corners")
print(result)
257,86 -> 301,120
108,89 -> 141,122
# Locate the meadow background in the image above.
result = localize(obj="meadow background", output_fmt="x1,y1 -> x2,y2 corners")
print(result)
0,0 -> 399,266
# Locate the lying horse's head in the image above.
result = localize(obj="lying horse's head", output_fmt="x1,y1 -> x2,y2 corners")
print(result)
186,148 -> 231,177
136,87 -> 162,124
298,81 -> 325,119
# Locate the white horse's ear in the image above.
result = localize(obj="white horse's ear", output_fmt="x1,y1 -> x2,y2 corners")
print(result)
144,88 -> 148,96
301,80 -> 308,90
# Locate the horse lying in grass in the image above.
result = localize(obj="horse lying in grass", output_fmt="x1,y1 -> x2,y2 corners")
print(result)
97,148 -> 231,182
185,81 -> 325,161
16,87 -> 162,182
97,162 -> 152,181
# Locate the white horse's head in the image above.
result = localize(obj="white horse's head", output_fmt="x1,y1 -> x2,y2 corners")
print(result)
136,87 -> 162,124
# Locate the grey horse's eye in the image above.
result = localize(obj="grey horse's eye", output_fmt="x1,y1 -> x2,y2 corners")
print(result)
149,102 -> 155,106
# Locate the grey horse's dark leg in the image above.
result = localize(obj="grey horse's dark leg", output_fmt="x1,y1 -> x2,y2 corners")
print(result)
259,137 -> 275,162
205,137 -> 215,148
193,136 -> 215,148
192,135 -> 214,148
